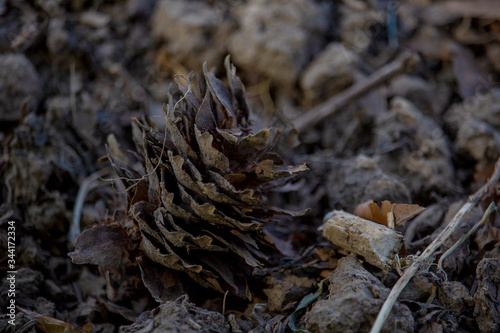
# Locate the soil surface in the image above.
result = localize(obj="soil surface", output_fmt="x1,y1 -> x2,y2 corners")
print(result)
1,1 -> 500,332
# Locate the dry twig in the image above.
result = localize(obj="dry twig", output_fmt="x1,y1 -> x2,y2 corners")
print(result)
69,168 -> 111,243
370,158 -> 500,333
437,201 -> 497,272
293,51 -> 419,133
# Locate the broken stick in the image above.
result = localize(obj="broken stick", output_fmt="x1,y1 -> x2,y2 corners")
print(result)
320,210 -> 404,270
370,157 -> 500,333
293,51 -> 419,133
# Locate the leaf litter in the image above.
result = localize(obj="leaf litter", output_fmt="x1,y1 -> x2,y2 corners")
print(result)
1,1 -> 500,332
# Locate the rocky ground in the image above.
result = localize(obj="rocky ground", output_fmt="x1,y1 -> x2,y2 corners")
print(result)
1,0 -> 500,332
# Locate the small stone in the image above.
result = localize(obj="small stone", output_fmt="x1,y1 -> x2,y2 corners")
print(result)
304,256 -> 413,333
374,97 -> 455,195
120,298 -> 231,333
228,0 -> 331,89
326,155 -> 410,212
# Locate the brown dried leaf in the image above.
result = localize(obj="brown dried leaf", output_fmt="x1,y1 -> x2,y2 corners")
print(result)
68,224 -> 134,275
105,146 -> 142,185
353,200 -> 385,225
354,200 -> 426,227
185,270 -> 225,294
391,202 -> 426,226
353,200 -> 371,220
18,307 -> 92,333
369,202 -> 387,226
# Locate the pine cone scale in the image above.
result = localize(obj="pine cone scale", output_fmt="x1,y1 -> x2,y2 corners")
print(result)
102,57 -> 309,297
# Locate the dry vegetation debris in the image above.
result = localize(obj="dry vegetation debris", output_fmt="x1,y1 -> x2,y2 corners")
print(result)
1,0 -> 500,332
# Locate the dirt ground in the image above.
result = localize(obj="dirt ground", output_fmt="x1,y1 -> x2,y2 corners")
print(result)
1,0 -> 500,332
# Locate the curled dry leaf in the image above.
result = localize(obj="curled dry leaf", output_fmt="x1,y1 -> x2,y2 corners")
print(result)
71,56 -> 309,299
68,224 -> 134,277
17,306 -> 94,333
354,200 -> 426,228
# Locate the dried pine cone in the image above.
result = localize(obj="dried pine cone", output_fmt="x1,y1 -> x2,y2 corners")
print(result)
94,57 -> 307,298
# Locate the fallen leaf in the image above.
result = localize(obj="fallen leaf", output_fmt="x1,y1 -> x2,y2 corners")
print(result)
68,224 -> 134,276
353,200 -> 386,225
288,278 -> 328,333
391,201 -> 426,226
18,307 -> 93,333
354,200 -> 426,227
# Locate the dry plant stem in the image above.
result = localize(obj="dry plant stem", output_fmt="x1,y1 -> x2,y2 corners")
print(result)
370,158 -> 500,333
69,168 -> 111,244
438,201 -> 497,272
293,51 -> 419,133
425,201 -> 497,303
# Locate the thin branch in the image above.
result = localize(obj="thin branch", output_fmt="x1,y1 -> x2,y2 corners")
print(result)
438,201 -> 497,271
293,51 -> 419,133
370,157 -> 500,333
70,61 -> 78,125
